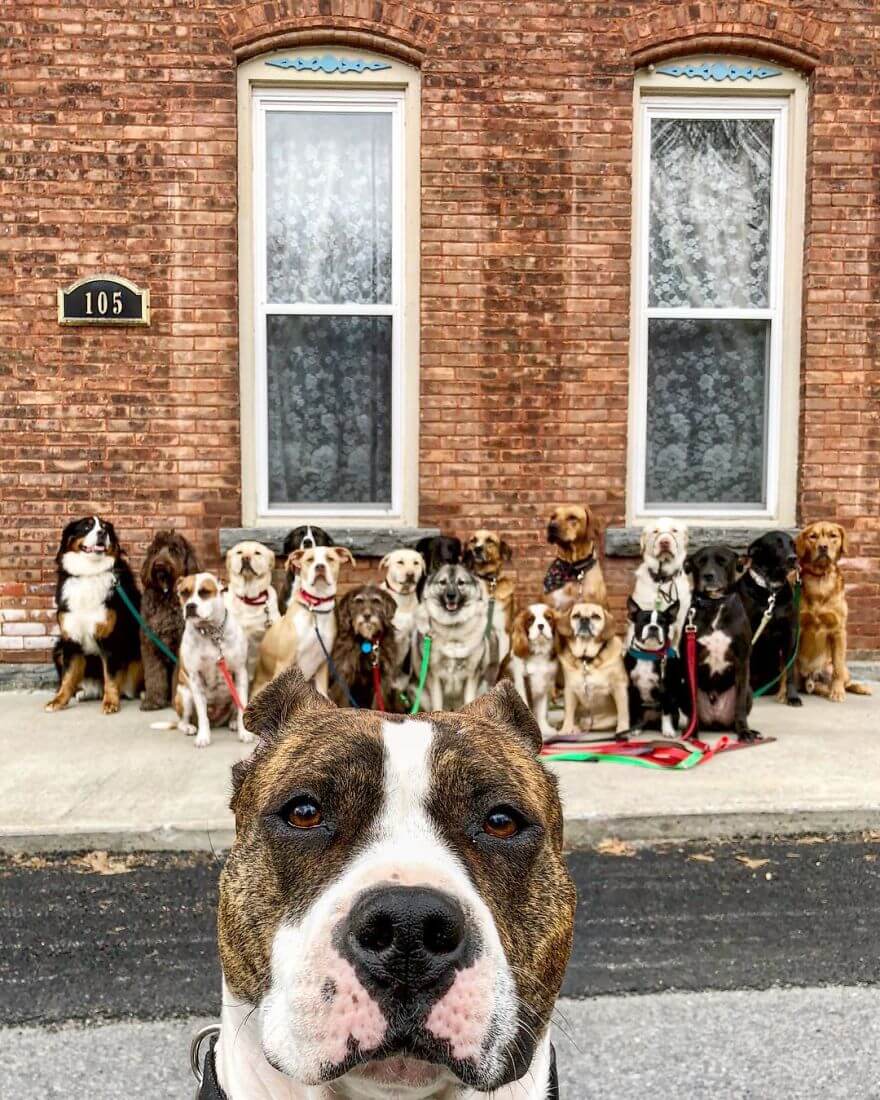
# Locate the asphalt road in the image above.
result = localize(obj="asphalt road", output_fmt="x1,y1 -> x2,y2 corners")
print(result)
2,836 -> 880,1097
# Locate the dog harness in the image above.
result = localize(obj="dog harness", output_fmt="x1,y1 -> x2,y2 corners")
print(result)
543,553 -> 596,595
626,640 -> 676,663
192,1029 -> 560,1099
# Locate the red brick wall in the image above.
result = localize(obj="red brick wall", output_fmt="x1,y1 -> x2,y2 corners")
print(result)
1,0 -> 878,664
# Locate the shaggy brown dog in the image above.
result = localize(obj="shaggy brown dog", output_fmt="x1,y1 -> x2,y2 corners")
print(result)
544,504 -> 608,613
329,584 -> 398,710
140,529 -> 199,709
796,521 -> 872,702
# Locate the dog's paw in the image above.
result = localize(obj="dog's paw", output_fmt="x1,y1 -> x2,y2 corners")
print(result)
101,698 -> 120,715
44,697 -> 67,713
194,732 -> 211,748
786,695 -> 803,707
179,722 -> 197,736
140,698 -> 164,712
830,683 -> 846,703
238,728 -> 255,745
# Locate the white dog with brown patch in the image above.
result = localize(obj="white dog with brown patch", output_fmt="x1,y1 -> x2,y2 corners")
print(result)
224,540 -> 280,680
151,572 -> 251,749
629,517 -> 691,650
253,545 -> 355,695
198,669 -> 575,1100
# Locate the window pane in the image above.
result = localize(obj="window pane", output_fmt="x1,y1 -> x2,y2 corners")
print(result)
649,118 -> 773,309
645,318 -> 768,507
266,315 -> 392,507
266,111 -> 392,305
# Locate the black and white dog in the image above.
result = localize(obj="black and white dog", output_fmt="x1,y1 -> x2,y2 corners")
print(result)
625,598 -> 681,737
279,525 -> 334,613
46,516 -> 143,714
683,545 -> 758,742
736,530 -> 801,707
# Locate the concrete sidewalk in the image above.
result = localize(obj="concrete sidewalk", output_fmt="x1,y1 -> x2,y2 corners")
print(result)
1,689 -> 877,852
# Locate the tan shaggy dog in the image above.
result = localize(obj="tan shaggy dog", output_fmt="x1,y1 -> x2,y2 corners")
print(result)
557,601 -> 629,735
544,505 -> 608,613
796,521 -> 872,702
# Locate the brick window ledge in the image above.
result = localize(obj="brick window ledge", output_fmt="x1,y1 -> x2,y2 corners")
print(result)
219,526 -> 440,558
604,526 -> 799,558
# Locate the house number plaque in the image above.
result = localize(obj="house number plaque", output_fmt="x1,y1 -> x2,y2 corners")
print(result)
58,274 -> 150,326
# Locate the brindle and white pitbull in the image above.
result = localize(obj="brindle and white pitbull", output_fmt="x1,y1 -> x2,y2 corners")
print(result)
199,668 -> 576,1099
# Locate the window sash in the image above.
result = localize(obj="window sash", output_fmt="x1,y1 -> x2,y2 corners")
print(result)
252,89 -> 405,517
633,96 -> 788,518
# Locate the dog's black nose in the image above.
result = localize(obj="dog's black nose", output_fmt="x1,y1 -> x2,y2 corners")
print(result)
343,886 -> 470,1001
185,603 -> 198,618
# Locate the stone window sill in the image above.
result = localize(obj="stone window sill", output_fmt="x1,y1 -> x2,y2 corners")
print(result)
604,526 -> 799,558
219,526 -> 440,558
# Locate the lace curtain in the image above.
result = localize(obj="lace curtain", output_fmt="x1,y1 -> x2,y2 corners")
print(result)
264,110 -> 393,507
646,118 -> 773,506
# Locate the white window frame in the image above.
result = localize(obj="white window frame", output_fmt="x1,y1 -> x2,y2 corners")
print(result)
627,61 -> 808,528
632,95 -> 786,520
252,87 -> 405,520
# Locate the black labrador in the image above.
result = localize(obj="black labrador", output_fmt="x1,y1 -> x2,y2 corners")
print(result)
683,545 -> 759,742
736,530 -> 801,707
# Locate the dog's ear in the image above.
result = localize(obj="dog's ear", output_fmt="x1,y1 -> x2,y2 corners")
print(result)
286,549 -> 305,575
583,507 -> 598,545
243,666 -> 334,744
461,547 -> 475,571
834,523 -> 848,557
626,596 -> 640,619
735,554 -> 750,579
555,606 -> 574,638
639,527 -> 649,555
683,554 -> 694,576
499,539 -> 513,563
510,610 -> 531,660
175,575 -> 195,603
794,527 -> 808,563
378,588 -> 397,624
183,539 -> 200,576
140,548 -> 154,588
335,590 -> 354,635
379,553 -> 392,573
103,519 -> 123,557
598,607 -> 616,643
458,681 -> 542,754
330,546 -> 355,568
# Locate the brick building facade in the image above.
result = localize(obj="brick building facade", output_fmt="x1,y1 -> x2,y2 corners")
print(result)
2,0 -> 878,670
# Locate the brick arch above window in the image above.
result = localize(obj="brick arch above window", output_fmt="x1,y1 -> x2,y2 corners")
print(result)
220,1 -> 440,66
622,2 -> 836,72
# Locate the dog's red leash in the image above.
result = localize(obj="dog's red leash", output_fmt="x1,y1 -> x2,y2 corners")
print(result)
682,612 -> 699,741
365,640 -> 386,712
217,657 -> 245,713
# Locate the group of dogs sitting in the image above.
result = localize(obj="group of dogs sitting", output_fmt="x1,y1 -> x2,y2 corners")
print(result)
45,507 -> 869,748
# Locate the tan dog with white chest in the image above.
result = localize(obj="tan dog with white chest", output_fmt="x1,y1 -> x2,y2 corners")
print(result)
543,505 -> 608,613
223,540 -> 280,681
253,545 -> 354,695
379,547 -> 427,697
206,668 -> 575,1100
558,602 -> 629,735
796,521 -> 872,702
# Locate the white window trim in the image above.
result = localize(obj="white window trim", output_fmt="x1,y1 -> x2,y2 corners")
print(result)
237,51 -> 420,529
627,64 -> 807,528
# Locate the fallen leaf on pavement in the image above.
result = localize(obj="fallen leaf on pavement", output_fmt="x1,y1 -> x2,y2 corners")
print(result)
735,855 -> 770,870
596,838 -> 636,858
688,853 -> 715,863
73,851 -> 132,876
795,836 -> 827,845
865,854 -> 878,863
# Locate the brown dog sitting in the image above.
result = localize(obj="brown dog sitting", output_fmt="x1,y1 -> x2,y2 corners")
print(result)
544,504 -> 608,613
464,528 -> 516,629
139,529 -> 199,709
796,520 -> 872,702
329,584 -> 399,710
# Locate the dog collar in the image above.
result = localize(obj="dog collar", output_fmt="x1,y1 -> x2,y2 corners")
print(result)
193,612 -> 228,649
648,563 -> 680,585
194,1034 -> 560,1100
236,589 -> 270,606
745,567 -> 787,595
627,641 -> 676,662
691,590 -> 729,609
297,588 -> 336,613
543,554 -> 595,594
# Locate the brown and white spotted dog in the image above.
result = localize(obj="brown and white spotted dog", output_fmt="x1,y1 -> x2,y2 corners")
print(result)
210,668 -> 576,1100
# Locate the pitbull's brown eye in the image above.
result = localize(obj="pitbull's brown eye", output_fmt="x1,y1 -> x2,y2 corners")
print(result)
284,798 -> 323,829
484,807 -> 520,839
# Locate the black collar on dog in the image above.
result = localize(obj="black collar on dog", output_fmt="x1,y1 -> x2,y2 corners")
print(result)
691,590 -> 730,611
544,554 -> 596,594
196,1035 -> 560,1099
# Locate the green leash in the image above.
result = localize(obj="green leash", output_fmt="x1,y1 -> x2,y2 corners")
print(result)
409,635 -> 432,715
484,597 -> 496,641
544,748 -> 704,770
115,578 -> 179,666
753,582 -> 801,699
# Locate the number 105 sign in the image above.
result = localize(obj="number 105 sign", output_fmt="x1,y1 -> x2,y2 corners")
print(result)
58,274 -> 150,326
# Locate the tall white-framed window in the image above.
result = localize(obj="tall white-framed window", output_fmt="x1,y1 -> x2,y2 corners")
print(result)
238,51 -> 420,527
629,64 -> 807,525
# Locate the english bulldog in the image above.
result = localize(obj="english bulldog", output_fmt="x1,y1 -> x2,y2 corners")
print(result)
202,668 -> 575,1100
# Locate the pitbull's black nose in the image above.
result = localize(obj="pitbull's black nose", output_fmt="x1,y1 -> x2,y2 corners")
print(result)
343,886 -> 470,1000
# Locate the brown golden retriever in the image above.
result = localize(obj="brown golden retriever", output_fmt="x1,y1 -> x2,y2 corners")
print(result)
796,521 -> 871,702
543,504 -> 607,612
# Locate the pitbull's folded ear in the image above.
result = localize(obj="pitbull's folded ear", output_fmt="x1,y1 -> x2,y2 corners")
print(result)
244,666 -> 333,742
458,681 -> 542,754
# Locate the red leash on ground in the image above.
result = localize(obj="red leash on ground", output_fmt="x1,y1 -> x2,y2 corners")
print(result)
217,657 -> 245,713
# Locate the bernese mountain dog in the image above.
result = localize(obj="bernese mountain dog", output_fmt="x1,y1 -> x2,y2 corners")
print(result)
46,516 -> 143,714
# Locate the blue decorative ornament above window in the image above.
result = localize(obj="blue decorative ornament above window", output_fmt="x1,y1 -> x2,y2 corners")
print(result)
656,61 -> 780,81
266,55 -> 392,74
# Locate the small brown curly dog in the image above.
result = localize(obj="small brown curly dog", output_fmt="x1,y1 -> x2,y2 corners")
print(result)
329,585 -> 398,710
140,530 -> 200,709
